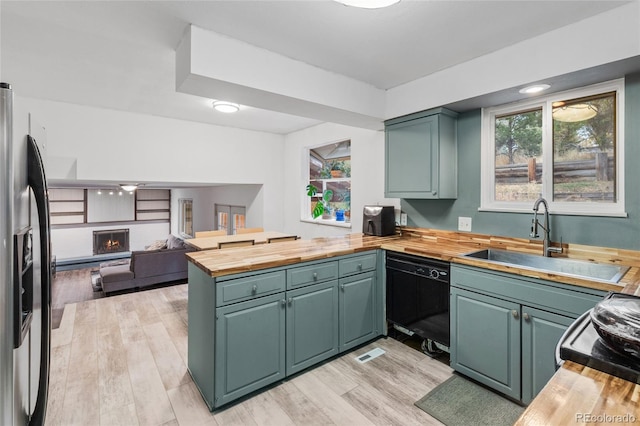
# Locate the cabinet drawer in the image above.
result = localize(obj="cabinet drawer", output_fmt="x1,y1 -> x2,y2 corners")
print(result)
216,271 -> 285,306
339,253 -> 377,277
451,265 -> 605,317
287,262 -> 338,290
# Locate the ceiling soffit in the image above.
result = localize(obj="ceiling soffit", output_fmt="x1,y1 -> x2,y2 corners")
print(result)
175,25 -> 386,131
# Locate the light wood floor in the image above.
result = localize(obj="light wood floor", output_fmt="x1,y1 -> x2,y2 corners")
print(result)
46,283 -> 453,426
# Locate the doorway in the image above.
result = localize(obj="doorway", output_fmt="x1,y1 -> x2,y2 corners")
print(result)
215,204 -> 246,235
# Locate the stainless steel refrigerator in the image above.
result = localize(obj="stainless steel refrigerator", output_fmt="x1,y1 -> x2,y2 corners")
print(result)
1,82 -> 52,425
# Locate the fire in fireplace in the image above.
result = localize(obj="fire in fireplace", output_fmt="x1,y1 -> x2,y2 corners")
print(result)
93,229 -> 130,255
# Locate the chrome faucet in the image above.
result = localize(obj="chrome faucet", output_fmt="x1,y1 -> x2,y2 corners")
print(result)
530,197 -> 562,257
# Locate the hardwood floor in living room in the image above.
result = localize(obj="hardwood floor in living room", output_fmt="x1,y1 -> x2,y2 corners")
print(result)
47,275 -> 452,425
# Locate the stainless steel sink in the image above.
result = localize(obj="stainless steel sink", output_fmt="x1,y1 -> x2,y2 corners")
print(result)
460,249 -> 629,283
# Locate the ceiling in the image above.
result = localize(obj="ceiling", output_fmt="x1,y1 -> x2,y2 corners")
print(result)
0,1 -> 631,135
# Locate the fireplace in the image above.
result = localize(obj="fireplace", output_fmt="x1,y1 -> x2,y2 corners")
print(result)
93,229 -> 130,255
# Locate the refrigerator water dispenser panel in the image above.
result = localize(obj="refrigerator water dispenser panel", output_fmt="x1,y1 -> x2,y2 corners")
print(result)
14,226 -> 34,348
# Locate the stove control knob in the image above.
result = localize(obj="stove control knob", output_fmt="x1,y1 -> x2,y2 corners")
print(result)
430,269 -> 440,279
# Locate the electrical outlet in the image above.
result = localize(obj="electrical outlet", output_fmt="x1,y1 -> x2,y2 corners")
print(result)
458,217 -> 472,232
400,213 -> 408,226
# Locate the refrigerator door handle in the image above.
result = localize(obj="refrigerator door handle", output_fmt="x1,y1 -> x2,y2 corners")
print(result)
27,136 -> 51,426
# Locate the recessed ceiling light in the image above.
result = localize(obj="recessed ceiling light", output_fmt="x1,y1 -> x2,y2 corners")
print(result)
212,101 -> 240,113
519,84 -> 551,94
334,0 -> 400,9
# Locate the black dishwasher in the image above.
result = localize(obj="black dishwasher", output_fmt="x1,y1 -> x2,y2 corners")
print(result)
386,252 -> 450,354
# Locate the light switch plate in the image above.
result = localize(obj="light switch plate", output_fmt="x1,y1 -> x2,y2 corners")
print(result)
400,213 -> 407,226
458,216 -> 472,232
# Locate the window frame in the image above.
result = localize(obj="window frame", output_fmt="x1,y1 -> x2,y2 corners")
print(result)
480,79 -> 625,217
301,139 -> 352,228
178,198 -> 193,238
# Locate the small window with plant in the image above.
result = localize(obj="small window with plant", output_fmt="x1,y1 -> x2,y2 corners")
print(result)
305,140 -> 351,225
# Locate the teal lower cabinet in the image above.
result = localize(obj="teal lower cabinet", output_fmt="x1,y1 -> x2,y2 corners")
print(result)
215,294 -> 286,407
450,287 -> 521,400
286,280 -> 339,375
339,271 -> 376,351
450,264 -> 605,404
188,251 -> 383,410
521,306 -> 574,404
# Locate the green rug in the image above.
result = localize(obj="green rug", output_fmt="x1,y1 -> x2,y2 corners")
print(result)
414,374 -> 525,426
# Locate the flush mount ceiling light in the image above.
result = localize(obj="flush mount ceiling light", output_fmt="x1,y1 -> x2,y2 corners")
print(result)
334,0 -> 400,9
519,84 -> 551,94
212,101 -> 240,113
120,184 -> 138,192
552,103 -> 598,122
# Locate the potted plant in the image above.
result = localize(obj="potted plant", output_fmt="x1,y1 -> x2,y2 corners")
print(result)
330,160 -> 345,178
306,184 -> 333,219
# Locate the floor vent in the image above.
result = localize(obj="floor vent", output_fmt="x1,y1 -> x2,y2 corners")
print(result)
355,347 -> 385,364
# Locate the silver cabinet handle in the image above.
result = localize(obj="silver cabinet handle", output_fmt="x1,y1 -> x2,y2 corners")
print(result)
288,297 -> 293,306
523,312 -> 530,322
357,263 -> 362,270
281,299 -> 286,307
341,284 -> 345,291
252,284 -> 257,294
313,272 -> 318,280
512,310 -> 519,320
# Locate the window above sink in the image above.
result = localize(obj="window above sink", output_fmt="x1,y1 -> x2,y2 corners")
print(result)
480,79 -> 625,217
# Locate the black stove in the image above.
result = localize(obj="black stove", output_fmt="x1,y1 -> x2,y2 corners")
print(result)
557,309 -> 640,384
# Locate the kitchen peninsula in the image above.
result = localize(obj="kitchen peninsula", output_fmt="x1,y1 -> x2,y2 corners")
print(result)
185,229 -> 640,421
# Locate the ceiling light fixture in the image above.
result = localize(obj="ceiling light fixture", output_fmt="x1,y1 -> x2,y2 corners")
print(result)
120,184 -> 138,192
334,0 -> 400,9
212,101 -> 240,113
552,104 -> 598,122
519,84 -> 551,94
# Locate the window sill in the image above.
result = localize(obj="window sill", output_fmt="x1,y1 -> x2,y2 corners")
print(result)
478,206 -> 628,218
300,218 -> 352,228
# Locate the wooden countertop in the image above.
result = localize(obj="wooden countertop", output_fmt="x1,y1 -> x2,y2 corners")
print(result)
186,233 -> 394,277
185,231 -> 296,250
185,227 -> 640,423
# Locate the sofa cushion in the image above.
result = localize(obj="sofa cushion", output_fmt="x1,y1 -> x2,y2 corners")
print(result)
167,234 -> 186,249
100,264 -> 134,284
146,239 -> 167,251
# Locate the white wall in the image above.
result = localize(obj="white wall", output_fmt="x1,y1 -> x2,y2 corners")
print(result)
170,184 -> 263,235
283,122 -> 400,240
14,96 -> 287,233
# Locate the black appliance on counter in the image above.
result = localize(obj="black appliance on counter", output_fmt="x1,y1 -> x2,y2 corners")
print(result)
386,251 -> 450,356
557,293 -> 640,384
363,205 -> 396,236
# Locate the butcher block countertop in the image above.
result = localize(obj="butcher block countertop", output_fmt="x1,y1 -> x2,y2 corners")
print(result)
186,227 -> 640,424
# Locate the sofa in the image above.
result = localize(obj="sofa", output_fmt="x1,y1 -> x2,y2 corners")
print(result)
99,234 -> 194,294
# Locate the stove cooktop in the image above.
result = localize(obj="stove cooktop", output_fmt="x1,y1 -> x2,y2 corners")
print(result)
558,310 -> 640,384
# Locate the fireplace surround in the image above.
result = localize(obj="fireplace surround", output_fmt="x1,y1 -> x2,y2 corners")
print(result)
93,229 -> 130,255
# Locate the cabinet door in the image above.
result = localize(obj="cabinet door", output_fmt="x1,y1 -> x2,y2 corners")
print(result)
450,287 -> 521,400
521,306 -> 575,404
215,293 -> 285,408
339,271 -> 377,352
385,115 -> 438,198
286,281 -> 339,375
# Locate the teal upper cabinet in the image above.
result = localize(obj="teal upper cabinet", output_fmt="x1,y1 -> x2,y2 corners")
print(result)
385,107 -> 458,199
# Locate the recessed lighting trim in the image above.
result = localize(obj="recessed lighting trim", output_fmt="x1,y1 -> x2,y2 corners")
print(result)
213,101 -> 240,113
519,84 -> 551,94
334,0 -> 400,9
